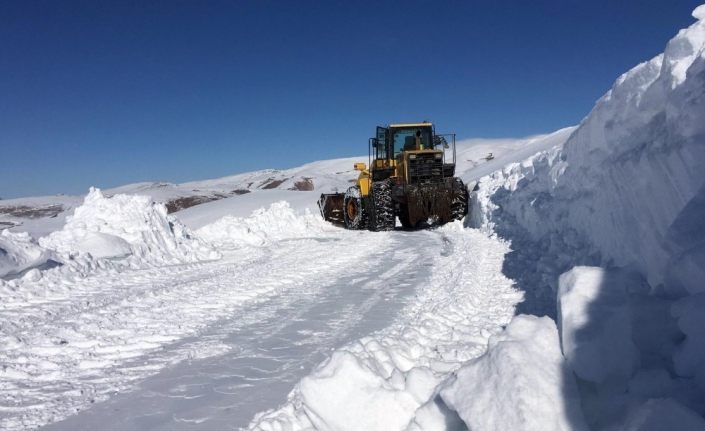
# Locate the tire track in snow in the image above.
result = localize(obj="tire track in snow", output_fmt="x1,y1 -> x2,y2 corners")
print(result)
41,231 -> 444,430
0,231 -> 393,431
248,226 -> 523,431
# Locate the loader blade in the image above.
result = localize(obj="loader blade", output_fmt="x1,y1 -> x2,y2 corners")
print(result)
318,193 -> 346,226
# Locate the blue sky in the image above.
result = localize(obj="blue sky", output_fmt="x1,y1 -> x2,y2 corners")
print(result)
1,1 -> 702,198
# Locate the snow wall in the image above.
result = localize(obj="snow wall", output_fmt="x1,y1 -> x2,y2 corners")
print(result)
0,188 -> 219,286
40,188 -> 218,265
0,189 -> 328,298
471,6 -> 705,429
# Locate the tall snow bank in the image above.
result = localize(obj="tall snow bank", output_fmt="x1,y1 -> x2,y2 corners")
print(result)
40,188 -> 217,265
471,6 -> 705,429
556,265 -> 701,429
197,201 -> 334,247
473,6 -> 705,296
439,315 -> 587,431
0,230 -> 53,278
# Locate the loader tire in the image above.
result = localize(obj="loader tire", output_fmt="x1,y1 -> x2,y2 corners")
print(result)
343,186 -> 366,230
368,180 -> 395,231
450,178 -> 469,222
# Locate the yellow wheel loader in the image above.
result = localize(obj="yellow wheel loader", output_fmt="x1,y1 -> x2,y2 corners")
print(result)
318,122 -> 468,231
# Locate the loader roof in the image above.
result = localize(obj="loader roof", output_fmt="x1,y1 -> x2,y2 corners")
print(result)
389,122 -> 433,128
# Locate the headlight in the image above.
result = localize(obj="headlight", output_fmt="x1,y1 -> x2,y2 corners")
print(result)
409,154 -> 417,159
434,153 -> 442,159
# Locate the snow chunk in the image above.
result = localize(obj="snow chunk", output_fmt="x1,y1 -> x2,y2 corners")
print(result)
695,5 -> 705,20
558,266 -> 640,384
197,201 -> 333,247
440,315 -> 587,431
0,230 -> 52,278
295,351 -> 434,431
407,397 -> 465,431
40,188 -> 217,264
622,398 -> 705,431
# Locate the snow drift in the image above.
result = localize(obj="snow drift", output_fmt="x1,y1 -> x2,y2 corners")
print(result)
471,5 -> 705,429
0,187 -> 221,288
1,191 -> 340,286
197,201 -> 334,247
40,188 -> 218,265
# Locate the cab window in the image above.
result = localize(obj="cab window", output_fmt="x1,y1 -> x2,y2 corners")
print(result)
392,128 -> 432,156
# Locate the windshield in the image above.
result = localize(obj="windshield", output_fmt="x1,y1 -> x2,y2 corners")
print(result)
391,127 -> 433,156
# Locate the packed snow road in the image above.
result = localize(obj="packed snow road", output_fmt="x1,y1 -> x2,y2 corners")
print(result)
1,193 -> 521,431
40,230 -> 436,430
2,223 -> 502,431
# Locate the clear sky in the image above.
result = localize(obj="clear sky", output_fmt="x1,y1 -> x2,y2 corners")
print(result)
1,1 -> 702,199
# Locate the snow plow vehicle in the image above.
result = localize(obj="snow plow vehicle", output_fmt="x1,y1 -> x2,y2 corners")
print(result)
318,122 -> 468,231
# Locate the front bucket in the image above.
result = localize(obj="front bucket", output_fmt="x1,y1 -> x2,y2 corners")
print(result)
318,193 -> 346,226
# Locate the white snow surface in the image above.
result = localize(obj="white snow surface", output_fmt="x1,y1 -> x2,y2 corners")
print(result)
196,201 -> 330,247
247,224 -> 522,431
1,203 -> 375,430
619,398 -> 705,431
439,315 -> 587,431
39,188 -> 218,264
472,7 -> 705,295
0,230 -> 53,278
0,118 -> 574,431
178,190 -> 321,230
557,267 -> 640,384
2,5 -> 705,431
469,6 -> 705,430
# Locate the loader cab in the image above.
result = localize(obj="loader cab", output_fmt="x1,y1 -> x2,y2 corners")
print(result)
391,126 -> 433,156
369,122 -> 457,184
372,124 -> 431,182
373,123 -> 434,160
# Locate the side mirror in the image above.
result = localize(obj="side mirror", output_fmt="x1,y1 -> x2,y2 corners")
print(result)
354,163 -> 367,171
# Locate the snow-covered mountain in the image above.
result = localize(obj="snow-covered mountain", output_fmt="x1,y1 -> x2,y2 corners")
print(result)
1,5 -> 705,431
0,129 -> 571,238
